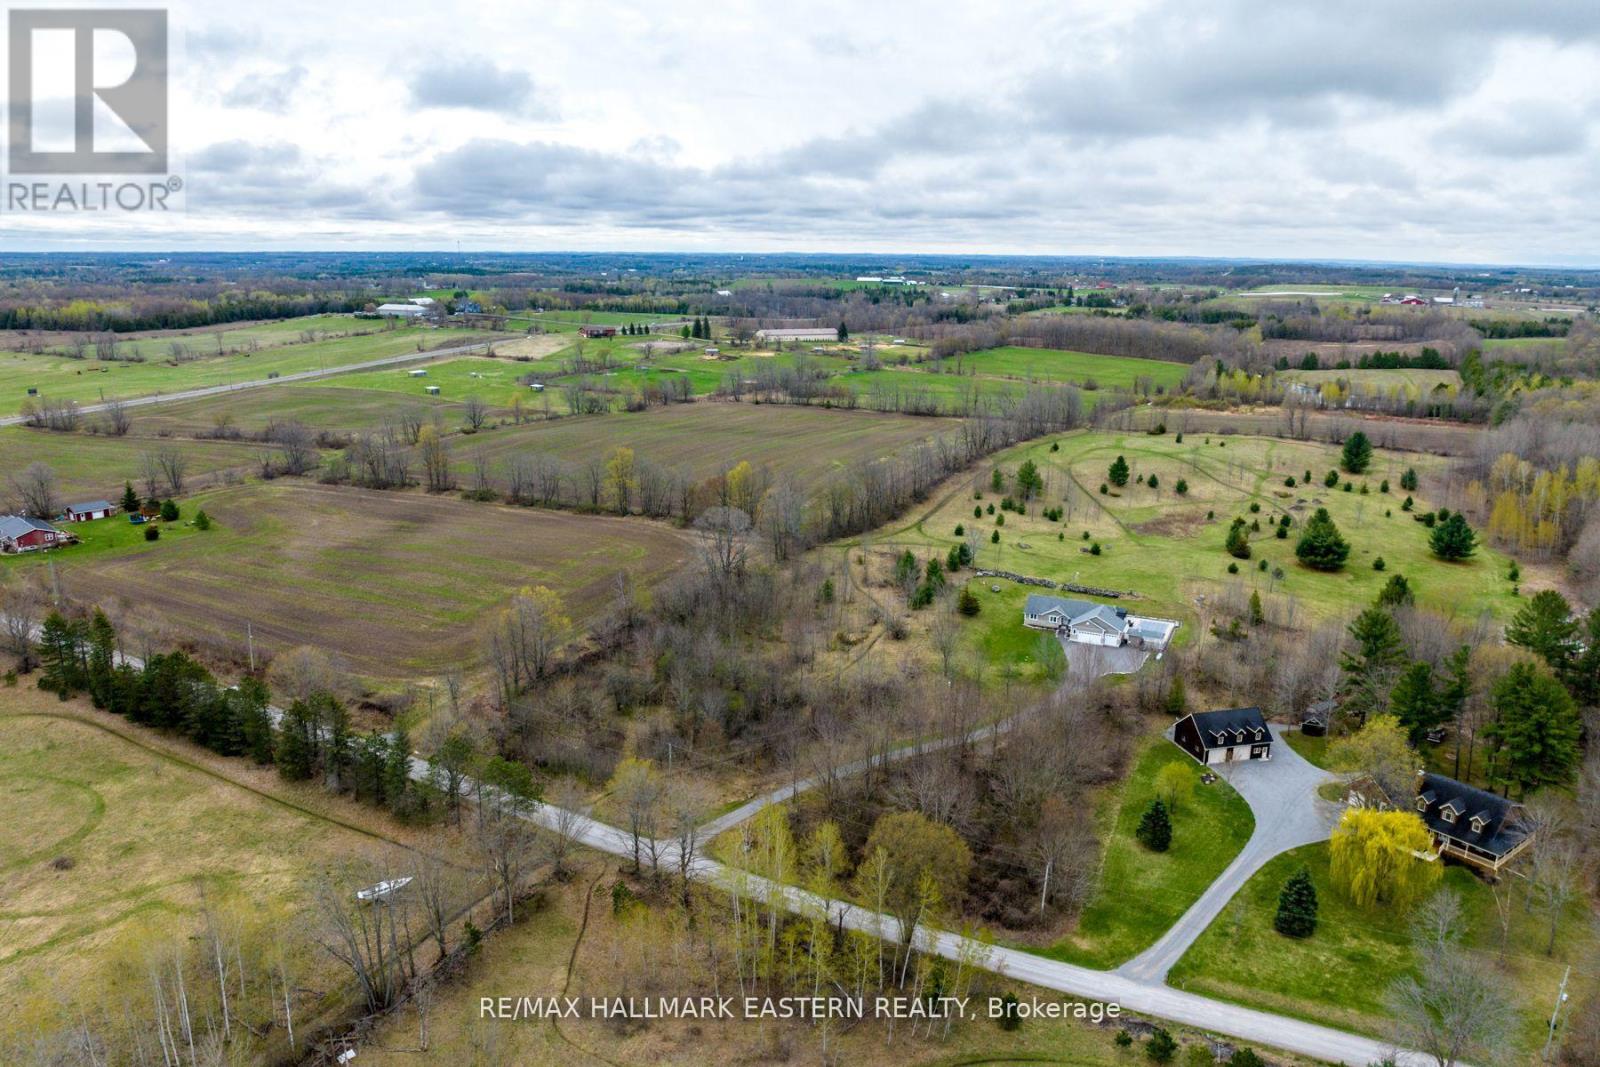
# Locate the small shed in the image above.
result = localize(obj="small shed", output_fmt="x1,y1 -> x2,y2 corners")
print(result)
64,499 -> 115,522
408,368 -> 429,377
425,385 -> 441,395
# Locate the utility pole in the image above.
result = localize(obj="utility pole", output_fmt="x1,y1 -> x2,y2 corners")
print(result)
1544,965 -> 1571,1061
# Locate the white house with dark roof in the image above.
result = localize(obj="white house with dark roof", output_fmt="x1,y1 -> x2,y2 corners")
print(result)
1172,707 -> 1273,765
1022,592 -> 1178,649
1413,771 -> 1533,875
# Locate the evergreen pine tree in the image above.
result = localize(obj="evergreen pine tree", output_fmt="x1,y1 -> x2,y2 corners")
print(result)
1108,455 -> 1131,487
1390,660 -> 1445,743
1340,431 -> 1373,474
1274,866 -> 1319,938
1295,507 -> 1350,571
86,610 -> 117,709
1249,590 -> 1264,626
1225,517 -> 1252,559
1430,513 -> 1477,561
1137,798 -> 1172,852
1399,467 -> 1419,492
119,482 -> 139,513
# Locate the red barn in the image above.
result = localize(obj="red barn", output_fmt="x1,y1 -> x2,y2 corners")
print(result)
0,515 -> 67,553
64,499 -> 115,522
578,325 -> 617,338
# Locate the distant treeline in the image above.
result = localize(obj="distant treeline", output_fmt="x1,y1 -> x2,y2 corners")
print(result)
0,291 -> 367,333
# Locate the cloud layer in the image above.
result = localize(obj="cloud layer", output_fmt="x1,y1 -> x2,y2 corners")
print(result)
12,0 -> 1600,261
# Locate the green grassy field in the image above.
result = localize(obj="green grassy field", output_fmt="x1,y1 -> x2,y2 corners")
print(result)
0,322 -> 506,415
936,347 -> 1189,391
26,314 -> 367,361
1279,367 -> 1462,392
1040,734 -> 1254,969
315,355 -> 537,409
869,430 -> 1526,650
1167,843 -> 1595,1057
0,427 -> 268,501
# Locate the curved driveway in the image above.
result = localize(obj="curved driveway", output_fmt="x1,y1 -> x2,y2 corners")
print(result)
1119,725 -> 1342,983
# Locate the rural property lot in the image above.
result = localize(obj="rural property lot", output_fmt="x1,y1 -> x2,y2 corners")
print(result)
0,687 -> 410,1031
1,425 -> 266,501
451,402 -> 964,495
47,482 -> 695,677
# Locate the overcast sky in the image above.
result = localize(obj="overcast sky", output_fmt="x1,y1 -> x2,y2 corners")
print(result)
8,0 -> 1600,263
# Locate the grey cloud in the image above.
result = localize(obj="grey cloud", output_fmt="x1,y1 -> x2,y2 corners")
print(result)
221,65 -> 308,114
1435,105 -> 1590,159
189,140 -> 381,216
408,59 -> 554,118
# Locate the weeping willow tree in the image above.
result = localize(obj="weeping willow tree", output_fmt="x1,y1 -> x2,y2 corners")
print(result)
1329,808 -> 1441,909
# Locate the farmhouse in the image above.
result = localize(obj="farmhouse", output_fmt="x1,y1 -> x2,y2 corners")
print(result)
0,515 -> 69,553
1172,707 -> 1273,765
579,325 -> 618,338
376,303 -> 427,318
63,499 -> 115,522
1414,772 -> 1534,875
755,327 -> 837,341
1022,593 -> 1179,649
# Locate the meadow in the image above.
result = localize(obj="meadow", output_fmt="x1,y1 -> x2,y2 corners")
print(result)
0,687 -> 419,1044
934,346 -> 1190,390
1,426 -> 267,501
874,430 -> 1528,663
38,481 -> 696,677
446,402 -> 963,496
1278,367 -> 1462,392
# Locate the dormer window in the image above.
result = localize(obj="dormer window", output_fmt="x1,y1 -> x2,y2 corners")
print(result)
1440,808 -> 1457,825
1415,796 -> 1429,812
1469,815 -> 1487,833
1253,728 -> 1264,740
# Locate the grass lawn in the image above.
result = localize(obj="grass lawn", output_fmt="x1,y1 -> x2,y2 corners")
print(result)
1282,730 -> 1331,769
0,321 -> 508,415
1040,733 -> 1255,969
316,355 -> 539,408
1167,843 -> 1596,1057
131,384 -> 469,437
865,429 -> 1532,657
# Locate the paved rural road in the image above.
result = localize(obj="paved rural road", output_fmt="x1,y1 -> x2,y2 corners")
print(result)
1118,725 -> 1343,983
698,641 -> 1151,839
7,627 -> 1427,1064
498,785 -> 1427,1067
0,337 -> 496,428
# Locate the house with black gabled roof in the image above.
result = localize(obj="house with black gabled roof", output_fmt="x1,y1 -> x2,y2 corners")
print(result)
1413,771 -> 1534,876
1172,706 -> 1273,765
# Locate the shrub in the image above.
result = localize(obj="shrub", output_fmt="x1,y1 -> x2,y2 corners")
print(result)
1115,1030 -> 1133,1048
995,991 -> 1021,1030
1400,466 -> 1418,491
1373,556 -> 1386,571
1100,483 -> 1109,495
1227,562 -> 1239,574
1175,432 -> 1183,443
193,509 -> 211,531
954,523 -> 964,536
1146,1027 -> 1177,1063
1148,474 -> 1159,490
143,525 -> 160,542
991,530 -> 1000,544
1285,476 -> 1296,487
1380,479 -> 1389,493
1249,501 -> 1260,513
1175,478 -> 1188,495
1225,518 -> 1252,559
957,587 -> 981,616
1229,1049 -> 1266,1067
1090,541 -> 1102,556
974,505 -> 982,518
995,512 -> 1005,526
1323,470 -> 1340,488
159,499 -> 179,522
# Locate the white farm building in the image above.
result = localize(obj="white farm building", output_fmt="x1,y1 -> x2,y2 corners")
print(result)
376,303 -> 427,318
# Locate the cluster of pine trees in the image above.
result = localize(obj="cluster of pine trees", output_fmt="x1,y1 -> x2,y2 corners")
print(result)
35,610 -> 437,820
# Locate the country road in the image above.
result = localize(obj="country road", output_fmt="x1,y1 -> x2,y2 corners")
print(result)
0,336 -> 497,428
3,631 -> 1429,1065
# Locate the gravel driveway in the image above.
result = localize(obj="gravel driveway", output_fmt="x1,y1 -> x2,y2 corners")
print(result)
1117,724 -> 1342,983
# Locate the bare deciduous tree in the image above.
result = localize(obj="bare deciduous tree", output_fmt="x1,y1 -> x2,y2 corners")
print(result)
8,461 -> 59,518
